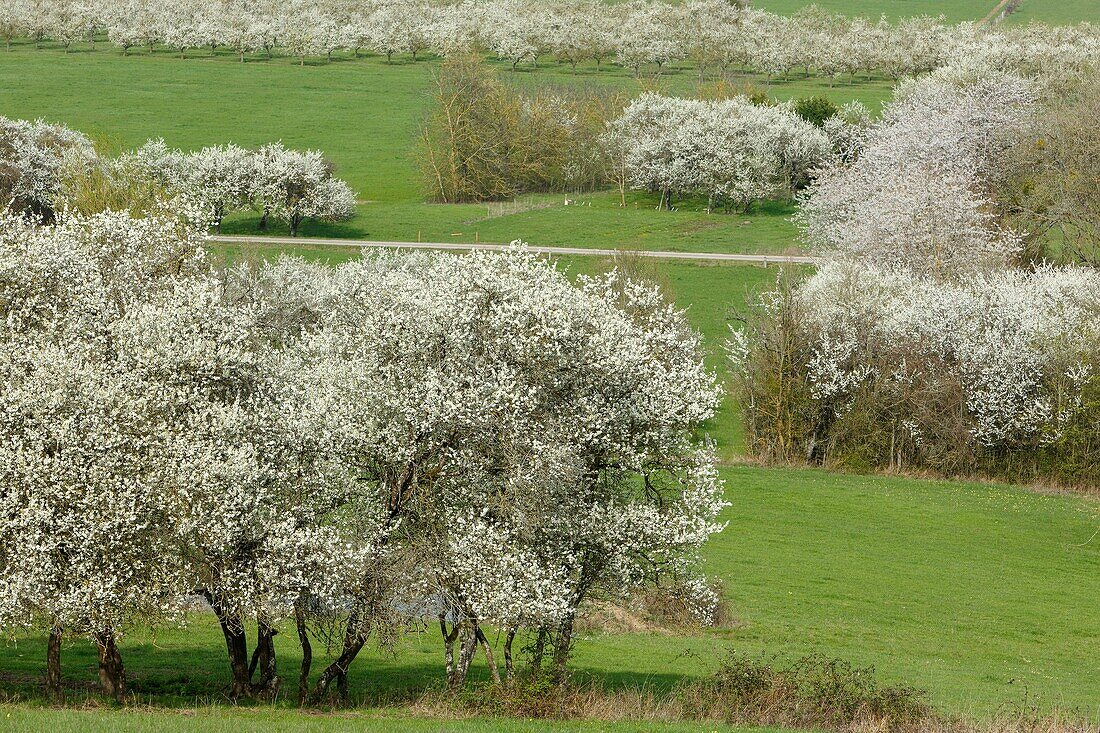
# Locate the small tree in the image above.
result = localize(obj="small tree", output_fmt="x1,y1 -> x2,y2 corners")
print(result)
0,115 -> 96,222
252,143 -> 355,236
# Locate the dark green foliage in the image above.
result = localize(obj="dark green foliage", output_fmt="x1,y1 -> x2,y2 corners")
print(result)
794,96 -> 840,127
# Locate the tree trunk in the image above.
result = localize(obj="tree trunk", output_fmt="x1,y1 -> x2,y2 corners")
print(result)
503,627 -> 517,682
659,187 -> 672,211
453,622 -> 478,688
475,626 -> 500,684
249,618 -> 280,695
294,603 -> 312,707
552,613 -> 575,683
309,614 -> 366,704
290,214 -> 301,237
440,614 -> 460,687
205,593 -> 253,698
530,626 -> 547,671
93,630 -> 126,701
45,628 -> 62,699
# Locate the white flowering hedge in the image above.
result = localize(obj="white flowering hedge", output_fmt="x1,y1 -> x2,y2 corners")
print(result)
0,116 -> 94,221
734,261 -> 1100,473
0,116 -> 356,234
2,0 -> 1099,78
0,205 -> 725,702
730,68 -> 1100,486
605,92 -> 835,212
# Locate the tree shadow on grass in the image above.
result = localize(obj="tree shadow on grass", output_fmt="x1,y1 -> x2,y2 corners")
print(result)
2,629 -> 700,710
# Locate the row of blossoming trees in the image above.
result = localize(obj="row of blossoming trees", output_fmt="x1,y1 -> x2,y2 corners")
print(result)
2,0 -> 1099,77
729,65 -> 1100,487
0,155 -> 726,701
0,116 -> 355,234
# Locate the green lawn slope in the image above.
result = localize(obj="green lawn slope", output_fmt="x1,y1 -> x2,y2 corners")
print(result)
1,466 -> 1096,716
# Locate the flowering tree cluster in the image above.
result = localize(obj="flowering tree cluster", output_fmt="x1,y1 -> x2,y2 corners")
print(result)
604,92 -> 834,212
125,139 -> 356,234
731,260 -> 1100,480
0,121 -> 357,235
3,0 -> 1099,78
0,116 -> 94,222
730,67 -> 1100,486
0,205 -> 725,701
796,67 -> 1036,278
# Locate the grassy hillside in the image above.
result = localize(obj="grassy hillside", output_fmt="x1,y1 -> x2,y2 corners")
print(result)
754,0 -> 994,23
0,45 -> 893,254
1005,0 -> 1100,25
1,466 -> 1096,716
2,36 -> 1098,729
755,0 -> 1100,24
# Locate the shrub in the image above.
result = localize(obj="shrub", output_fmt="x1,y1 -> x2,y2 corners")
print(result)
418,55 -> 622,202
681,652 -> 932,732
730,263 -> 1100,489
795,96 -> 840,127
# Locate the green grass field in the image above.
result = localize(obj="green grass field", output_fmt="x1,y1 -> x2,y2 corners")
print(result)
756,0 -> 995,23
0,706 -> 777,733
1,466 -> 1096,718
755,0 -> 1100,24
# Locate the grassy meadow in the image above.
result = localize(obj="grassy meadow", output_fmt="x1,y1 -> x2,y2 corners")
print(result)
0,707 -> 782,733
1,465 -> 1096,717
754,0 -> 1100,24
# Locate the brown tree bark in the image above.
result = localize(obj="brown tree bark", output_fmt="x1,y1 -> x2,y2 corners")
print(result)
475,626 -> 501,683
503,626 -> 517,683
203,592 -> 253,698
440,614 -> 460,687
93,630 -> 126,701
552,613 -> 575,683
530,626 -> 548,671
45,628 -> 63,699
309,613 -> 367,704
453,622 -> 479,688
294,603 -> 312,706
249,617 -> 280,695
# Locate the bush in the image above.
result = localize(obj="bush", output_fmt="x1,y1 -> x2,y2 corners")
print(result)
56,155 -> 173,217
730,263 -> 1100,490
454,671 -> 571,719
795,96 -> 840,127
681,653 -> 931,732
418,55 -> 622,202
